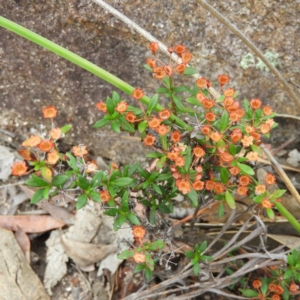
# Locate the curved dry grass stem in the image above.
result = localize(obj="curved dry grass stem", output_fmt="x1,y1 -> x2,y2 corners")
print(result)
261,144 -> 300,206
195,0 -> 300,111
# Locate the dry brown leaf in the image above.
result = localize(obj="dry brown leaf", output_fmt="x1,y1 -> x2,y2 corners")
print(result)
0,215 -> 65,233
267,234 -> 300,249
14,226 -> 30,263
60,230 -> 117,268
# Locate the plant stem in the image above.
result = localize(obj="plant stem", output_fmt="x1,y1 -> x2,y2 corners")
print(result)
275,202 -> 300,234
0,16 -> 191,131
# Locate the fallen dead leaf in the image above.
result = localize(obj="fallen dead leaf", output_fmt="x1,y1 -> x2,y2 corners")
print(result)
0,215 -> 65,233
267,234 -> 300,249
14,226 -> 30,263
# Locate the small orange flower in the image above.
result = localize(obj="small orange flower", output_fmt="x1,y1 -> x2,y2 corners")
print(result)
260,123 -> 270,134
143,134 -> 156,146
262,198 -> 273,209
289,282 -> 298,293
125,111 -> 137,123
269,284 -> 277,292
220,152 -> 234,164
73,145 -> 88,157
158,109 -> 171,120
214,183 -> 224,194
245,126 -> 254,133
210,131 -> 223,142
158,124 -> 169,136
271,294 -> 280,300
263,105 -> 273,115
227,101 -> 240,112
115,101 -> 128,114
132,88 -> 144,100
49,128 -> 62,140
167,151 -> 179,161
22,135 -> 42,147
181,52 -> 192,63
224,97 -> 234,107
274,285 -> 284,295
230,129 -> 242,143
229,166 -> 240,176
229,112 -> 239,122
174,44 -> 186,55
42,106 -> 58,119
175,156 -> 185,167
246,151 -> 258,161
193,146 -> 205,158
132,225 -> 146,239
18,149 -> 32,161
236,108 -> 245,118
218,74 -> 230,87
224,88 -> 235,97
164,65 -> 173,76
193,180 -> 204,191
196,92 -> 207,103
171,131 -> 181,143
205,180 -> 215,191
241,135 -> 254,147
205,112 -> 216,122
149,42 -> 159,55
38,140 -> 54,152
252,280 -> 262,289
196,78 -> 208,89
47,150 -> 60,165
201,125 -> 211,135
133,252 -> 146,263
239,175 -> 251,186
255,184 -> 266,195
153,68 -> 167,79
95,101 -> 107,112
265,173 -> 276,185
176,179 -> 191,194
250,131 -> 261,141
250,98 -> 262,110
86,160 -> 98,173
146,57 -> 156,69
265,118 -> 275,127
11,161 -> 28,176
148,117 -> 161,128
202,99 -> 214,109
99,190 -> 111,202
237,186 -> 248,196
176,63 -> 186,74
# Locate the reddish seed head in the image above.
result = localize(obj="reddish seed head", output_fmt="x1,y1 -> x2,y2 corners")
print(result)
42,106 -> 58,119
149,42 -> 159,55
167,46 -> 174,54
11,161 -> 28,176
218,74 -> 230,87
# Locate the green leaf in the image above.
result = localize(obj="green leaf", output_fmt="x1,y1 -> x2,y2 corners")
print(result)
89,191 -> 101,202
134,263 -> 146,273
112,91 -> 120,104
147,94 -> 159,115
250,144 -> 262,156
106,97 -> 115,115
111,120 -> 121,133
25,175 -> 49,187
111,177 -> 134,187
66,153 -> 79,171
266,208 -> 275,219
93,118 -> 110,129
76,194 -> 88,209
60,124 -> 72,134
43,186 -> 50,199
220,168 -> 229,184
184,146 -> 192,171
219,110 -> 229,132
104,208 -> 120,217
216,95 -> 225,103
174,86 -> 188,93
156,87 -> 169,93
283,269 -> 293,280
193,263 -> 200,276
120,121 -> 135,133
225,191 -> 236,209
237,163 -> 255,176
152,183 -> 162,195
145,253 -> 154,271
187,189 -> 198,207
198,240 -> 208,253
229,144 -> 237,156
52,175 -> 69,187
183,67 -> 198,75
269,189 -> 286,200
143,64 -> 153,72
138,120 -> 148,133
172,95 -> 185,112
121,190 -> 129,211
146,152 -> 164,158
163,77 -> 171,88
239,289 -> 258,297
253,194 -> 264,204
185,250 -> 195,259
126,213 -> 141,225
144,267 -> 153,282
77,175 -> 90,190
90,172 -> 103,188
117,249 -> 135,260
113,215 -> 127,231
218,202 -> 224,217
138,167 -> 150,179
30,188 -> 46,204
156,173 -> 172,181
158,204 -> 170,213
186,96 -> 201,106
